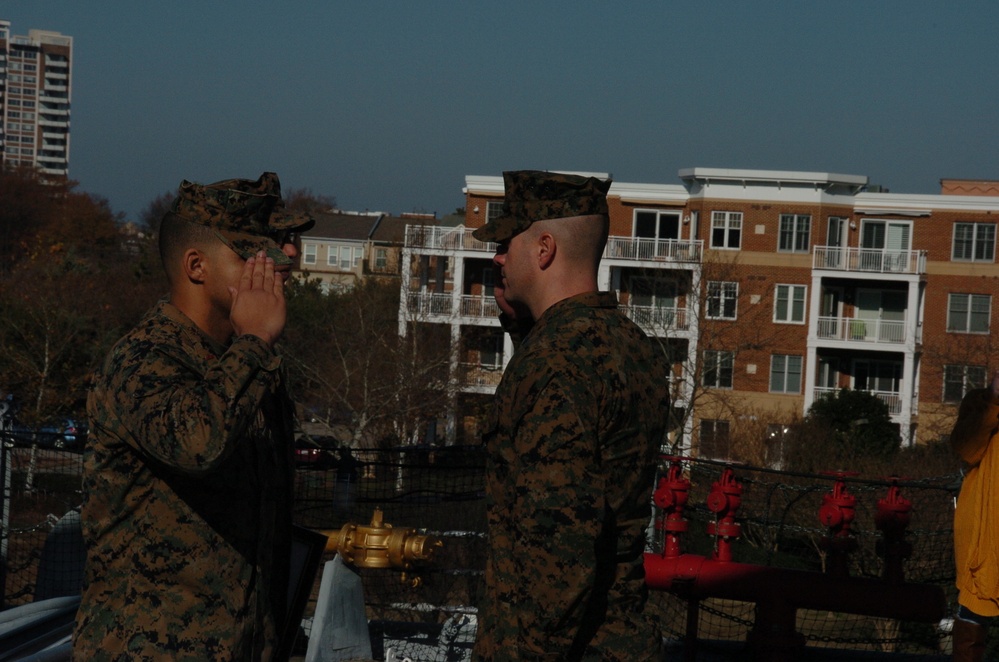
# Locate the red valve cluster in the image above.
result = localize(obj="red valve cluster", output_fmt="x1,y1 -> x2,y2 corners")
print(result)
654,457 -> 690,558
644,461 -> 941,661
651,462 -> 918,578
706,466 -> 743,562
818,471 -> 859,577
875,477 -> 913,583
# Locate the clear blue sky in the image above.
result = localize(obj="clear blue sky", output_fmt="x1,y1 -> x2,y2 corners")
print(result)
5,2 -> 998,223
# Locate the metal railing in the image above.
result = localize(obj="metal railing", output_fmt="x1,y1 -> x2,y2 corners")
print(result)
605,237 -> 703,263
624,305 -> 692,331
816,316 -> 907,344
459,296 -> 499,319
813,246 -> 927,274
813,386 -> 903,415
406,292 -> 453,317
406,293 -> 499,320
404,226 -> 495,253
457,363 -> 503,388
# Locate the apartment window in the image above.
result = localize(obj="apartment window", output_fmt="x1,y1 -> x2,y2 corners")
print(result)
479,331 -> 504,369
711,211 -> 742,249
944,365 -> 988,403
375,248 -> 388,269
770,354 -> 803,394
486,201 -> 505,225
953,223 -> 996,262
947,293 -> 991,333
339,246 -> 352,269
707,281 -> 738,319
778,214 -> 811,252
703,350 -> 734,388
303,243 -> 317,265
635,210 -> 681,241
699,419 -> 731,458
774,284 -> 806,324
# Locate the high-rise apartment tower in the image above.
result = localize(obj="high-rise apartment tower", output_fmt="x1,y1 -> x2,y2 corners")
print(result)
0,20 -> 72,177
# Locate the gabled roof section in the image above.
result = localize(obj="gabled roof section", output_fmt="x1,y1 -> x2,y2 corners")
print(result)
372,214 -> 439,244
304,211 -> 383,242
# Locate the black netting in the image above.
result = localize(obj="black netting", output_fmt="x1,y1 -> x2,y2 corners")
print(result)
2,442 -> 984,660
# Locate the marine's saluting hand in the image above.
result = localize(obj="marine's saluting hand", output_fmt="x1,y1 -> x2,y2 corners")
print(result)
229,251 -> 286,347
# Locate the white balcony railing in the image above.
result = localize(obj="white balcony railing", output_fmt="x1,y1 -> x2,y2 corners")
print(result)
457,363 -> 503,388
624,305 -> 691,331
405,226 -> 495,252
406,292 -> 453,317
406,292 -> 500,320
816,316 -> 907,344
459,295 -> 499,319
605,237 -> 703,263
813,387 -> 903,415
813,246 -> 927,274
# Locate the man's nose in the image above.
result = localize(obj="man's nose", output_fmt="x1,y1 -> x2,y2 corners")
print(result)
282,242 -> 299,259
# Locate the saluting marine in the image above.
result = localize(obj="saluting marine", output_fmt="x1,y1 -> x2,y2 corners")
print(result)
74,173 -> 312,661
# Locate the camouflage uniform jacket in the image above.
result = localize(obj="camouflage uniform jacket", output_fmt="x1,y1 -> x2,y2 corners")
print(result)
74,300 -> 295,661
474,291 -> 669,661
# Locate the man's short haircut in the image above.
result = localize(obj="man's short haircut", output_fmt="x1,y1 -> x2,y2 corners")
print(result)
158,211 -> 222,284
543,214 -> 609,267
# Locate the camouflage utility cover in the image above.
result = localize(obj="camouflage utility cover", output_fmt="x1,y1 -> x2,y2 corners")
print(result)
74,300 -> 296,661
472,170 -> 611,244
169,171 -> 314,266
475,291 -> 670,660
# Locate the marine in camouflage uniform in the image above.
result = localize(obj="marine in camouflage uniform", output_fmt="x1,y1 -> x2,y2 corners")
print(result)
73,173 -> 313,661
472,171 -> 669,660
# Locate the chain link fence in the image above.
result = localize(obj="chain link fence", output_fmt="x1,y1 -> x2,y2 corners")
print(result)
0,438 -> 974,660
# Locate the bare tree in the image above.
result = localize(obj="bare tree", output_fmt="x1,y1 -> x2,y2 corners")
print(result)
624,249 -> 798,462
283,278 -> 454,449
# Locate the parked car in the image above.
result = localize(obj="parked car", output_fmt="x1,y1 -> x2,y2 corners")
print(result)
294,438 -> 336,469
6,417 -> 87,451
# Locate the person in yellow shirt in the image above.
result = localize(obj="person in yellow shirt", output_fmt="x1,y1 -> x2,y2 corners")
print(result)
951,371 -> 999,662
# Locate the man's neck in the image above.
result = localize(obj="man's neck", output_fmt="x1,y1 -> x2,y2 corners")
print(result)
528,278 -> 599,320
169,291 -> 233,346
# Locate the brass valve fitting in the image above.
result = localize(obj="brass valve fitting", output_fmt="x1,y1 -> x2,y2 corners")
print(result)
322,508 -> 442,570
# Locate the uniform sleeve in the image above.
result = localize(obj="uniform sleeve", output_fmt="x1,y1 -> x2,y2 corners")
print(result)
951,387 -> 999,468
108,333 -> 282,474
508,375 -> 606,655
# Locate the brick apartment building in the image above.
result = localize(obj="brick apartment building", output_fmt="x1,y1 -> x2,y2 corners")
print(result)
295,211 -> 440,293
0,20 -> 72,176
398,167 -> 999,457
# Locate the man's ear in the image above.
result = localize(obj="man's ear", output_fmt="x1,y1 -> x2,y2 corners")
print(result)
182,248 -> 207,284
537,232 -> 556,270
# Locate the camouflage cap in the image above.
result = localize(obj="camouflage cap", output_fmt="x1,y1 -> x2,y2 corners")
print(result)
169,172 -> 315,266
471,170 -> 612,243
